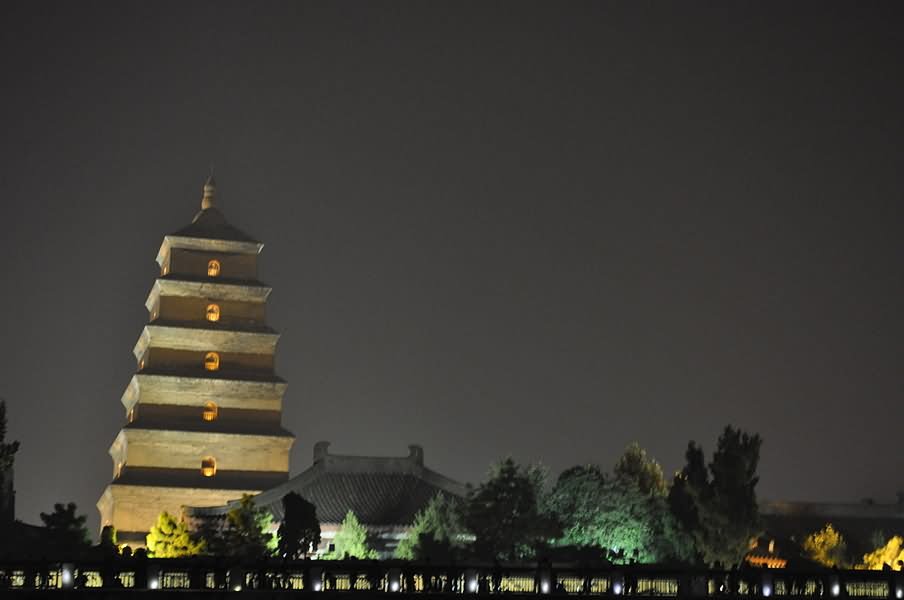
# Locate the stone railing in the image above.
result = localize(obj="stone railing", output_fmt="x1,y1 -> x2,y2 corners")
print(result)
1,558 -> 902,598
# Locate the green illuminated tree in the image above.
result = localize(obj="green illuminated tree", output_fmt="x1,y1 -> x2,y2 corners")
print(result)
277,492 -> 321,559
803,523 -> 848,568
465,457 -> 557,560
614,442 -> 668,497
395,493 -> 466,560
669,426 -> 762,567
546,464 -> 690,564
146,512 -> 205,557
324,510 -> 377,559
222,494 -> 276,559
40,502 -> 91,553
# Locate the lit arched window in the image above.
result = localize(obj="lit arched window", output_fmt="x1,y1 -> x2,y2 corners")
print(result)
206,303 -> 221,322
202,401 -> 218,422
207,259 -> 221,277
201,457 -> 217,477
127,408 -> 135,423
204,352 -> 220,371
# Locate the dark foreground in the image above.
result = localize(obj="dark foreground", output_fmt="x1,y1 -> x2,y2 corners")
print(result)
2,559 -> 902,599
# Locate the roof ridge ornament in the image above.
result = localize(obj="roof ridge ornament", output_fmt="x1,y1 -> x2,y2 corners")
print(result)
201,174 -> 216,210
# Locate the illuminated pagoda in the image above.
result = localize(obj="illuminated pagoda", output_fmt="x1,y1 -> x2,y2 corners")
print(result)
97,178 -> 295,546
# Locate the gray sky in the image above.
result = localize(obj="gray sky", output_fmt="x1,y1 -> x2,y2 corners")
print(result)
1,1 -> 902,535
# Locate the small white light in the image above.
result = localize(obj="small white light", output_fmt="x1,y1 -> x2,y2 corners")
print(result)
831,583 -> 840,597
313,582 -> 322,592
541,581 -> 550,594
390,581 -> 400,592
763,584 -> 772,597
468,579 -> 478,593
61,568 -> 72,587
613,582 -> 623,595
896,588 -> 902,599
149,578 -> 159,590
233,584 -> 242,592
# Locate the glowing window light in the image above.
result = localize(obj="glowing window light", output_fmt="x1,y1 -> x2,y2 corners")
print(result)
202,401 -> 218,422
204,352 -> 220,371
206,303 -> 221,322
207,259 -> 221,277
201,457 -> 217,477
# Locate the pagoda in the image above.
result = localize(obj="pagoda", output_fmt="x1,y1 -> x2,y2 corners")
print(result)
97,178 -> 294,546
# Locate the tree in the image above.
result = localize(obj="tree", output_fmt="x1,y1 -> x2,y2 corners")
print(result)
324,510 -> 377,559
146,512 -> 205,558
546,465 -> 690,564
395,493 -> 466,560
221,494 -> 276,559
803,523 -> 848,568
277,492 -> 321,559
860,536 -> 904,571
465,457 -> 557,560
40,502 -> 91,553
99,525 -> 118,554
0,401 -> 19,472
614,442 -> 668,497
669,426 -> 762,567
0,401 -> 20,524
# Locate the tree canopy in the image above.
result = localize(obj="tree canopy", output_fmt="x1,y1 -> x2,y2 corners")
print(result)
324,510 -> 377,559
395,493 -> 466,560
465,457 -> 556,561
614,442 -> 668,497
146,512 -> 205,558
669,426 -> 762,567
803,523 -> 848,568
277,492 -> 321,560
861,536 -> 904,571
40,502 -> 91,554
0,401 -> 19,473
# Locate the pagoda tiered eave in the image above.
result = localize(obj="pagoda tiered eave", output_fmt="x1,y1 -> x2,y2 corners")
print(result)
132,324 -> 280,358
145,278 -> 272,312
156,235 -> 263,267
120,373 -> 288,412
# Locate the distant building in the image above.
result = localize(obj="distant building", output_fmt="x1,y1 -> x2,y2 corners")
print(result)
188,441 -> 468,557
97,178 -> 295,547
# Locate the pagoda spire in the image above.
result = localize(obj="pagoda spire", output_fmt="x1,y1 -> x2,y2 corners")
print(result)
201,174 -> 216,210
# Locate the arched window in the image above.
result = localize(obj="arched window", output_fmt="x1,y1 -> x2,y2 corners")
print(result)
127,408 -> 135,423
204,352 -> 220,371
202,401 -> 218,422
201,457 -> 217,477
207,259 -> 221,277
206,303 -> 221,322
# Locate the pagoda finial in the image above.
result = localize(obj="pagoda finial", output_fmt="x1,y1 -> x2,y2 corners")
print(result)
201,173 -> 216,210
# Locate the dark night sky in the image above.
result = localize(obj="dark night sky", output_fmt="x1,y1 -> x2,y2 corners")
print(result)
1,1 -> 902,536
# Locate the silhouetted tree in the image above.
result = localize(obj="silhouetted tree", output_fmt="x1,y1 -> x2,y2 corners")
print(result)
0,401 -> 18,472
221,495 -> 276,559
465,457 -> 555,560
395,493 -> 466,560
277,492 -> 321,559
324,510 -> 377,559
146,512 -> 205,557
40,502 -> 91,554
669,426 -> 762,566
